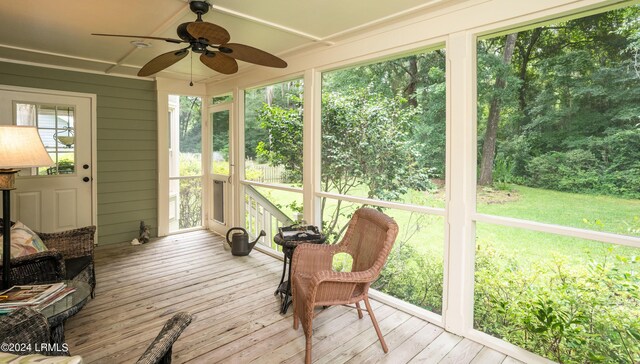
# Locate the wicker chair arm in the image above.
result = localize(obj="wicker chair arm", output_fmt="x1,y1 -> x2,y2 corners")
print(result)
38,226 -> 96,260
305,268 -> 377,304
136,312 -> 193,364
0,307 -> 50,355
291,243 -> 342,278
2,250 -> 66,285
311,269 -> 376,285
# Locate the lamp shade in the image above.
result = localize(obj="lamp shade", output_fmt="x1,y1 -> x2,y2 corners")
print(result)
0,126 -> 53,169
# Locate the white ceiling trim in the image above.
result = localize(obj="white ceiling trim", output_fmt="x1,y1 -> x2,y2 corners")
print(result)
209,4 -> 334,45
0,57 -> 150,81
104,2 -> 191,74
0,43 -> 118,66
320,0 -> 450,41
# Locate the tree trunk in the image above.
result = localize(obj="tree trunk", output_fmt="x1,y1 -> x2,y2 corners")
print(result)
478,33 -> 517,186
516,28 -> 542,132
404,57 -> 419,108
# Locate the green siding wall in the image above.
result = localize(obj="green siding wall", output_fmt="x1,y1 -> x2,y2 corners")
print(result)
0,61 -> 157,245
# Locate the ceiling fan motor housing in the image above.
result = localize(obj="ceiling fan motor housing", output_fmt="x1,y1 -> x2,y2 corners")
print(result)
189,1 -> 210,16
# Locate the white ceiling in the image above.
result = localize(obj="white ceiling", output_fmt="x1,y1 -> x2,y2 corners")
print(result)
0,0 -> 452,84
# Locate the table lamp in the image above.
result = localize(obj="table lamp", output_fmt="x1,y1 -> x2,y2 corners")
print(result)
1,126 -> 53,289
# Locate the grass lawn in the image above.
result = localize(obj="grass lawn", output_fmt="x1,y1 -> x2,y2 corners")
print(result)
476,184 -> 640,265
477,184 -> 640,237
250,182 -> 639,266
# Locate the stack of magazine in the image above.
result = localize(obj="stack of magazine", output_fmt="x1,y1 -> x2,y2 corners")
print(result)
0,282 -> 76,314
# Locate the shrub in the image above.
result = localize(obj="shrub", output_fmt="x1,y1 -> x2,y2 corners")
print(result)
375,235 -> 640,363
374,243 -> 443,314
524,128 -> 640,198
474,242 -> 640,363
527,149 -> 601,193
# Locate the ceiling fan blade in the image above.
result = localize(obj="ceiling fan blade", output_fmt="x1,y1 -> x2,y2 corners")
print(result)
200,52 -> 238,75
218,43 -> 287,68
186,22 -> 230,45
92,33 -> 184,44
138,49 -> 189,77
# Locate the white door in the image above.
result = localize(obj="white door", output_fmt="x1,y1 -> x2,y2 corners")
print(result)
0,86 -> 94,232
208,105 -> 232,235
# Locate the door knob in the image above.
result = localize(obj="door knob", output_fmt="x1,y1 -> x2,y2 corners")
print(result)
83,177 -> 90,182
83,164 -> 89,169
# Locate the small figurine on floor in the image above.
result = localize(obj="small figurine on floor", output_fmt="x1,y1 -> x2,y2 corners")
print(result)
131,221 -> 151,245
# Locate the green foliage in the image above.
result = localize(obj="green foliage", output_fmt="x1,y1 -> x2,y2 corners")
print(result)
244,80 -> 303,160
374,243 -> 444,314
211,110 -> 230,161
474,243 -> 640,363
178,154 -> 202,229
526,128 -> 640,198
179,96 -> 202,153
477,5 -> 640,191
321,89 -> 432,200
255,98 -> 303,183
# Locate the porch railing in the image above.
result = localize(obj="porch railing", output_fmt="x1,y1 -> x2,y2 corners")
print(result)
245,184 -> 294,250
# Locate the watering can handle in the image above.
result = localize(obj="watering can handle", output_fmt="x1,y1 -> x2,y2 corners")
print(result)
226,227 -> 248,246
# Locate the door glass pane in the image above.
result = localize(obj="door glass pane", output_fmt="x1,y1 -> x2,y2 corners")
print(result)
14,102 -> 76,176
211,110 -> 230,176
213,180 -> 224,224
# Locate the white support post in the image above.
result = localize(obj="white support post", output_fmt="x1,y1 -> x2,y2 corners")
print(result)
202,97 -> 211,228
235,86 -> 245,229
303,68 -> 322,226
157,90 -> 170,237
443,31 -> 477,335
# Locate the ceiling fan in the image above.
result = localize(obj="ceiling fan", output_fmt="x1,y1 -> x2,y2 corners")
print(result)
92,0 -> 287,78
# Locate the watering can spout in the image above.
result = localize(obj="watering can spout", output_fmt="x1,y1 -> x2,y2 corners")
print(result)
248,230 -> 267,251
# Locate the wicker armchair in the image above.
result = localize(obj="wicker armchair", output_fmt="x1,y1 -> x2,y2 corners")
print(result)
0,226 -> 97,297
136,312 -> 193,364
291,208 -> 399,364
0,307 -> 50,355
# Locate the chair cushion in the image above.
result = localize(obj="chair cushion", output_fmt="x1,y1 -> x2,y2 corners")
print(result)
0,221 -> 47,260
64,257 -> 91,280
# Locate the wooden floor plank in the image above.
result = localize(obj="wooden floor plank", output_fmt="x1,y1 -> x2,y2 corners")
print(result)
470,346 -> 507,364
407,331 -> 462,363
502,357 -> 526,364
62,230 -> 522,363
277,302 -> 394,364
314,309 -> 412,364
439,338 -> 484,364
344,316 -> 427,364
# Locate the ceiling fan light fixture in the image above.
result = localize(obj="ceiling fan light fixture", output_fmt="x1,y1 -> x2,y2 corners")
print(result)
130,40 -> 152,48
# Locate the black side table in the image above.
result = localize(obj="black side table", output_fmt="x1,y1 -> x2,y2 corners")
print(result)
273,232 -> 325,314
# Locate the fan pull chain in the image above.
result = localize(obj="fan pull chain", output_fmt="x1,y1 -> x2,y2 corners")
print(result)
190,51 -> 194,86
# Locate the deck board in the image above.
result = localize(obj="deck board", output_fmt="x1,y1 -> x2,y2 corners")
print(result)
64,230 -> 520,363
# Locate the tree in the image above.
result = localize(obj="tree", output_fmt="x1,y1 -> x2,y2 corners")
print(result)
478,33 -> 518,185
179,96 -> 202,153
255,97 -> 304,183
256,87 -> 433,239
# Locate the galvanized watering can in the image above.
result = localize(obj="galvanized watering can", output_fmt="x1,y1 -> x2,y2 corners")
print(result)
226,227 -> 266,256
